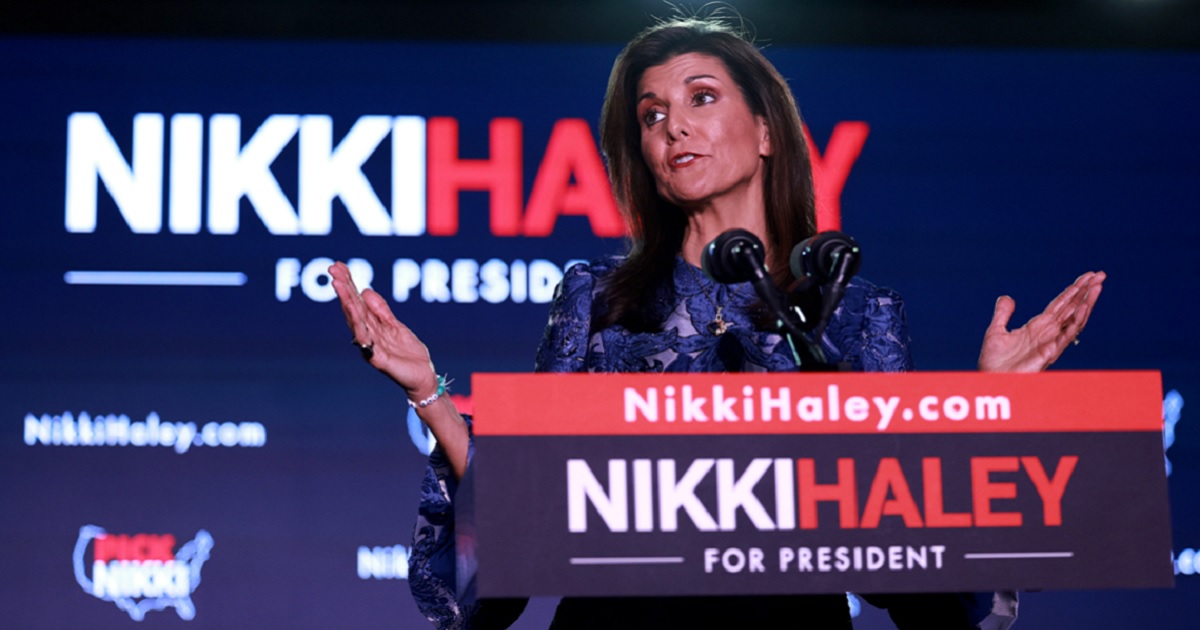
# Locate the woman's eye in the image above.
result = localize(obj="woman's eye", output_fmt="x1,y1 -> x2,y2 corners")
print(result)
692,90 -> 716,106
642,109 -> 665,126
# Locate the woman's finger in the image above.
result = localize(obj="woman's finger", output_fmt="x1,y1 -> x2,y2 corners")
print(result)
359,288 -> 414,355
361,288 -> 397,326
1046,274 -> 1104,357
1043,274 -> 1089,319
987,295 -> 1016,334
329,262 -> 374,344
1072,273 -> 1104,332
1054,273 -> 1104,337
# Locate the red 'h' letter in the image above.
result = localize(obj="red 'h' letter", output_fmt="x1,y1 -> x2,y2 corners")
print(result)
798,458 -> 859,529
426,117 -> 523,236
523,119 -> 625,237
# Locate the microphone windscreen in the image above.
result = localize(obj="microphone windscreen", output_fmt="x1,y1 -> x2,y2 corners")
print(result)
790,231 -> 861,283
702,229 -> 764,284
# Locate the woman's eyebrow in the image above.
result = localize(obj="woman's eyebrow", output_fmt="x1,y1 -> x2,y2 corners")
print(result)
638,74 -> 720,101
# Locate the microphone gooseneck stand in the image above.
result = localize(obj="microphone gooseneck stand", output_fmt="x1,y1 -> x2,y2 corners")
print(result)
702,230 -> 837,372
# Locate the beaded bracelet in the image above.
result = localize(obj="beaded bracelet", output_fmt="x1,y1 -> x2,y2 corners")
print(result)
408,374 -> 452,409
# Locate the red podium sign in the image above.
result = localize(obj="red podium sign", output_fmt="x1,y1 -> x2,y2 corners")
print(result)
459,371 -> 1172,598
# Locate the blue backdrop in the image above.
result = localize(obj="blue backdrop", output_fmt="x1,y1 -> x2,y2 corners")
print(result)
0,36 -> 1196,628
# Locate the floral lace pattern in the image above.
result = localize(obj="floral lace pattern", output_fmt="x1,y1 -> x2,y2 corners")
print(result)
535,256 -> 914,374
410,435 -> 472,629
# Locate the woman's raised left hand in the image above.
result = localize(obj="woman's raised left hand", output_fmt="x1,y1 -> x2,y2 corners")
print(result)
978,271 -> 1105,373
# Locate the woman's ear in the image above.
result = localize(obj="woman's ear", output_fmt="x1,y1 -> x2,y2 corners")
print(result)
757,117 -> 772,157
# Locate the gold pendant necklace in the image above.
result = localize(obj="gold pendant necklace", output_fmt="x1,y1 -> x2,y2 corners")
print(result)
709,307 -> 730,336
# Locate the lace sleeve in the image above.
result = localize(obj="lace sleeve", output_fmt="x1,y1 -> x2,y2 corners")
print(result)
534,261 -> 601,374
823,279 -> 915,372
408,261 -> 606,628
409,417 -> 476,629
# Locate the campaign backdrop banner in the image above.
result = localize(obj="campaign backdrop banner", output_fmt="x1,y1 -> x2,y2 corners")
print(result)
0,35 -> 1196,629
466,372 -> 1171,598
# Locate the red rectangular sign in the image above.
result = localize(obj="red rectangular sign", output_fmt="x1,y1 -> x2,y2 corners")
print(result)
471,371 -> 1162,436
460,371 -> 1172,599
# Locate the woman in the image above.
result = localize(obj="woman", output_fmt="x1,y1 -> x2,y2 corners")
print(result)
330,17 -> 1103,630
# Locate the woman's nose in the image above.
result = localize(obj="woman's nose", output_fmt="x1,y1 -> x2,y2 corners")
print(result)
666,113 -> 690,142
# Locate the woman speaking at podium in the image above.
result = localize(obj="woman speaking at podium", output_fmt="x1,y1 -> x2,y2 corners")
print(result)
330,15 -> 1103,630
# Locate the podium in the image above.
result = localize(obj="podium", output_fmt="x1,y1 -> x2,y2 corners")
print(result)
458,371 -> 1172,600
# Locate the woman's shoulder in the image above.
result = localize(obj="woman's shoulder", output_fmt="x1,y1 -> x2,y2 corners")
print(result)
826,275 -> 913,372
553,255 -> 625,307
834,275 -> 909,331
843,275 -> 905,308
536,255 -> 625,373
563,255 -> 624,283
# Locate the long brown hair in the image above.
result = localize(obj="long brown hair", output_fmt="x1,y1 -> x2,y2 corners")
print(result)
598,17 -> 816,331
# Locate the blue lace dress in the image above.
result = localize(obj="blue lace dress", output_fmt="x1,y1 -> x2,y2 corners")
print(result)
409,257 -> 1013,629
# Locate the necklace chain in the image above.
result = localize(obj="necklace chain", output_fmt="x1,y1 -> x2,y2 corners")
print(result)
687,264 -> 730,335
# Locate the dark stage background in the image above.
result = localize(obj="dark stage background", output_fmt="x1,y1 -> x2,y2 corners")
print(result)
2,1 -> 1198,628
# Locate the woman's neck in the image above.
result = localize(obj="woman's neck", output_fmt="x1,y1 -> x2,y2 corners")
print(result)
679,199 -> 769,268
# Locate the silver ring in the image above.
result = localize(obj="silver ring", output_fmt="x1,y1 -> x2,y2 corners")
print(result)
352,338 -> 375,360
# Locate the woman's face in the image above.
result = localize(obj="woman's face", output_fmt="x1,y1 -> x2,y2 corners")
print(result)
636,52 -> 770,211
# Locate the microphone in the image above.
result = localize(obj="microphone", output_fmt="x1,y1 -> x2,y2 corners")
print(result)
789,231 -> 861,286
702,228 -> 831,370
789,231 -> 861,339
701,230 -> 788,320
701,228 -> 768,284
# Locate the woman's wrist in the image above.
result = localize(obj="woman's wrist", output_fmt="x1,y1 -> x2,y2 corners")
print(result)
408,373 -> 451,409
406,370 -> 439,399
406,372 -> 469,479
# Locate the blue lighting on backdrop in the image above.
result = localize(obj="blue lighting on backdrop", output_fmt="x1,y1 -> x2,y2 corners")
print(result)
0,36 -> 1196,628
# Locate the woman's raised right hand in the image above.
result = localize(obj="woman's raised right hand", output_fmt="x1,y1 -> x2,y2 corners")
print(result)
330,261 -> 469,478
329,261 -> 440,400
